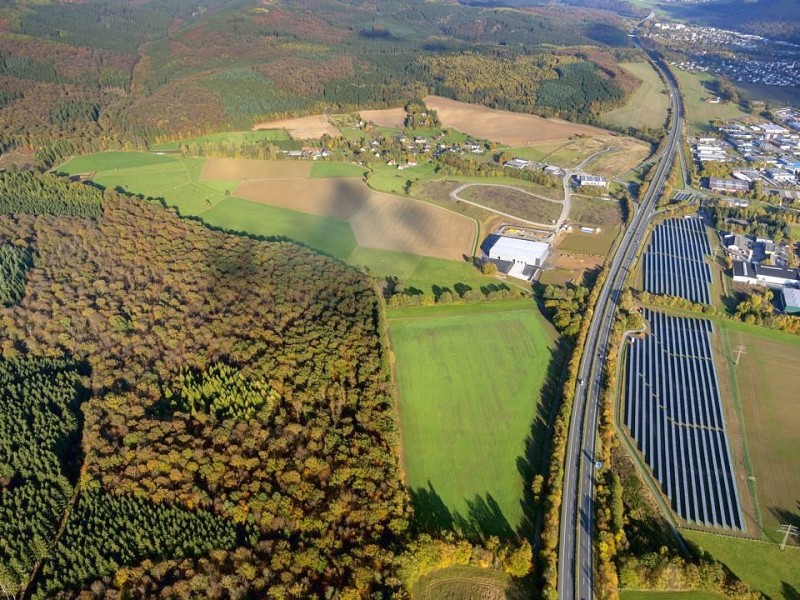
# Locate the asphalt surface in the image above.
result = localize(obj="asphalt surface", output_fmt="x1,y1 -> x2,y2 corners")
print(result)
556,35 -> 686,600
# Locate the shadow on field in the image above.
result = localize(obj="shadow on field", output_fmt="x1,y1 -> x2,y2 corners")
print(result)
782,582 -> 800,600
771,504 -> 800,537
515,336 -> 573,542
409,482 -> 513,541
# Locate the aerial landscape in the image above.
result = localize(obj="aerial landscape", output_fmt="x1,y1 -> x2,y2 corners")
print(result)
0,0 -> 799,599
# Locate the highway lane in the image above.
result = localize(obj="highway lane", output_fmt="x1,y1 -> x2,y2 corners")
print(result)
557,35 -> 686,600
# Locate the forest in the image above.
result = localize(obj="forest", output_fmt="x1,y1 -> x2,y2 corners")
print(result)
0,173 -> 412,598
0,0 -> 638,165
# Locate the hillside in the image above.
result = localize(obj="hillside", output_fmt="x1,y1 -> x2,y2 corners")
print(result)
0,0 -> 639,166
0,173 -> 407,598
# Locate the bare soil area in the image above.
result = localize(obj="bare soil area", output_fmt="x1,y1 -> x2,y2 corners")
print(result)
202,158 -> 311,180
234,178 -> 475,260
360,107 -> 406,128
424,95 -> 608,145
252,114 -> 341,139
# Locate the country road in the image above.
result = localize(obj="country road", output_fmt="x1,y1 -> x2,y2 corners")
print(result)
556,30 -> 686,600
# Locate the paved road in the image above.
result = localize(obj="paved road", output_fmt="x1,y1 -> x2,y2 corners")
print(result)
449,182 -> 562,230
557,33 -> 686,600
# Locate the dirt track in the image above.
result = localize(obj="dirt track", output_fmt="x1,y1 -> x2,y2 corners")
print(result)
424,95 -> 608,145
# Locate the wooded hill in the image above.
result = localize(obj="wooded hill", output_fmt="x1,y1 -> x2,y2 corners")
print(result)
0,0 -> 638,166
0,173 -> 409,598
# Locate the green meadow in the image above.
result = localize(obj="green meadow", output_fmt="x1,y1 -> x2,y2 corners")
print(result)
388,300 -> 558,537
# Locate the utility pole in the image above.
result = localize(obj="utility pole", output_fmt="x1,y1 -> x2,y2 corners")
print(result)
734,344 -> 747,366
778,524 -> 798,550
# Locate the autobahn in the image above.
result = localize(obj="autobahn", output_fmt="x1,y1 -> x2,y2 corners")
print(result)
557,34 -> 686,600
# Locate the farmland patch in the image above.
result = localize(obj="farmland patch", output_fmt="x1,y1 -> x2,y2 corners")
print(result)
201,158 -> 311,180
252,113 -> 340,139
360,107 -> 406,128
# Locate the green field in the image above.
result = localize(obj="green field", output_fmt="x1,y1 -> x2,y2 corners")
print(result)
412,565 -> 525,600
682,530 -> 800,600
604,62 -> 670,130
717,320 -> 800,543
673,69 -> 750,134
149,129 -> 290,151
389,300 -> 558,536
57,151 -> 178,172
620,591 -> 724,600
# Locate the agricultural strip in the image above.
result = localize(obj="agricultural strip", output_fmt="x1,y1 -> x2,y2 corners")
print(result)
717,321 -> 800,543
603,62 -> 670,131
201,158 -> 311,180
388,300 -> 558,535
412,565 -> 526,600
252,113 -> 341,138
424,95 -> 608,145
681,530 -> 800,600
455,184 -> 563,224
360,107 -> 406,128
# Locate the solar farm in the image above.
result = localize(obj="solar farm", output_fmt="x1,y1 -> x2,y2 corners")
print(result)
643,217 -> 712,304
625,310 -> 744,530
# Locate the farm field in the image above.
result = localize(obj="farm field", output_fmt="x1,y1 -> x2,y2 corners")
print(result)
603,62 -> 670,131
558,228 -> 619,255
424,95 -> 608,145
252,113 -> 341,138
411,565 -> 526,600
457,184 -> 563,224
682,530 -> 800,600
620,592 -> 724,600
360,107 -> 406,128
57,152 -> 481,276
507,136 -> 650,178
388,300 -> 558,536
717,321 -> 800,543
149,129 -> 290,152
673,69 -> 750,134
310,161 -> 366,178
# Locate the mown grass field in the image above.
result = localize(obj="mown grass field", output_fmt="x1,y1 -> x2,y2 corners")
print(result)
682,530 -> 800,600
149,129 -> 290,151
604,62 -> 670,131
673,69 -> 750,134
388,300 -> 558,536
310,161 -> 366,178
717,321 -> 800,543
412,565 -> 526,600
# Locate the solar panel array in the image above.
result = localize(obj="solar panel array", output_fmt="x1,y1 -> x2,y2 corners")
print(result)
644,217 -> 712,304
625,310 -> 744,530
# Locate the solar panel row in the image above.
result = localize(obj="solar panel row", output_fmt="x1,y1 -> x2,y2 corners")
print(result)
625,310 -> 744,530
643,217 -> 712,305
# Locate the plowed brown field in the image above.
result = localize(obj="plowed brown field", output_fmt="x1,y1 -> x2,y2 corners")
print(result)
423,95 -> 607,145
252,114 -> 340,139
234,178 -> 475,260
201,158 -> 311,180
359,107 -> 406,128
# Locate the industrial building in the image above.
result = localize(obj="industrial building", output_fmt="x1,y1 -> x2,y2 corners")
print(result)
708,177 -> 750,193
574,174 -> 607,187
504,158 -> 531,170
732,261 -> 800,287
482,234 -> 549,281
783,287 -> 800,314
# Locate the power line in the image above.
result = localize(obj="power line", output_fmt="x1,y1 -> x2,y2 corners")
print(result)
734,344 -> 747,366
778,524 -> 799,550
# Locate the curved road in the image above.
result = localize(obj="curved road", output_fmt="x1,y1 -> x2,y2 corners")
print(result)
557,33 -> 686,600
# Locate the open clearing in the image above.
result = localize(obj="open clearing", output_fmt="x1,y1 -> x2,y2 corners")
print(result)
717,321 -> 800,543
252,113 -> 341,139
388,300 -> 558,537
604,62 -> 670,131
682,530 -> 800,600
424,95 -> 608,145
457,184 -> 563,224
234,179 -> 475,261
360,107 -> 406,128
412,565 -> 526,600
673,69 -> 750,134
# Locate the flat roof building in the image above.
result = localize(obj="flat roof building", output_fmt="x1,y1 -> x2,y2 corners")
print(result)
482,235 -> 550,281
575,174 -> 607,187
504,158 -> 531,170
783,287 -> 800,314
708,177 -> 750,193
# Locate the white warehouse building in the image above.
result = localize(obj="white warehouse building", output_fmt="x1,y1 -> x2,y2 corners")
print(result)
483,235 -> 550,281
